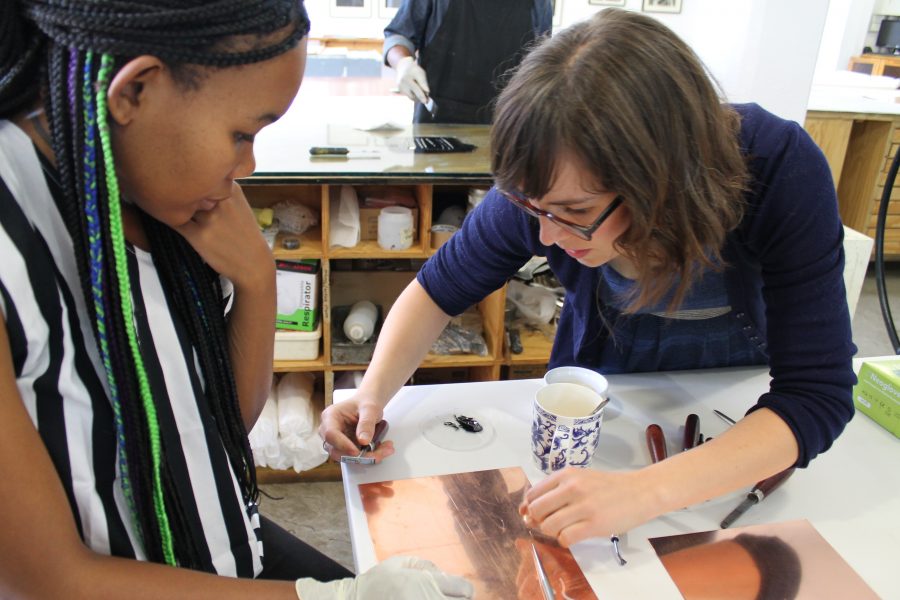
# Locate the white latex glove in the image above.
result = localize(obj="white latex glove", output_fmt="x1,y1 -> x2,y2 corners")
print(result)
295,556 -> 474,600
395,55 -> 430,104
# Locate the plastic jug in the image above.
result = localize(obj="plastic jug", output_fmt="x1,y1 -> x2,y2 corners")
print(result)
377,206 -> 414,250
343,300 -> 378,344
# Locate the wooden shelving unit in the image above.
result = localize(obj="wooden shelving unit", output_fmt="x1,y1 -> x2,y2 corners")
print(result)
805,110 -> 900,257
248,182 -> 514,483
243,124 -> 552,481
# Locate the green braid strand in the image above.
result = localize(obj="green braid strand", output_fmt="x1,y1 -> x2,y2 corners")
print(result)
95,53 -> 175,566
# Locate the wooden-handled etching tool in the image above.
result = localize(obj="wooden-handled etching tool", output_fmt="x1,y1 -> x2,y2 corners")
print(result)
645,423 -> 668,464
712,409 -> 797,529
720,467 -> 796,528
683,413 -> 701,451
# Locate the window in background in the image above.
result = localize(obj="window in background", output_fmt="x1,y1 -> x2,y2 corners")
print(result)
331,0 -> 371,18
379,0 -> 403,19
552,0 -> 563,27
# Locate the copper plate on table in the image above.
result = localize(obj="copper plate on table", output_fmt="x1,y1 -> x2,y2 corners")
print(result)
360,466 -> 596,599
650,519 -> 878,600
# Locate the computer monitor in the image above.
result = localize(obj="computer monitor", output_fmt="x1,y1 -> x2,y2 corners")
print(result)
877,18 -> 900,54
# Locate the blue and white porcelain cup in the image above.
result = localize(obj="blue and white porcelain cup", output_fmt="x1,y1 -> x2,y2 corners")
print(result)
532,372 -> 607,473
543,366 -> 609,398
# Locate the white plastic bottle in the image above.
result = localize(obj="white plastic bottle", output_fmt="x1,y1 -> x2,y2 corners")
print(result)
343,300 -> 378,344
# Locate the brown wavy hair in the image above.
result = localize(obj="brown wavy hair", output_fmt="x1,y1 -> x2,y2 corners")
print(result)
492,8 -> 748,313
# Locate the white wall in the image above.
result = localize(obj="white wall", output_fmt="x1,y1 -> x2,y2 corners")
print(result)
307,0 -> 828,124
306,1 -> 395,39
816,0 -> 877,76
556,0 -> 828,124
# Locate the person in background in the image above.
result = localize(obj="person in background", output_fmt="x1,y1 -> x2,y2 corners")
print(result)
0,1 -> 471,598
384,0 -> 552,123
321,8 -> 856,548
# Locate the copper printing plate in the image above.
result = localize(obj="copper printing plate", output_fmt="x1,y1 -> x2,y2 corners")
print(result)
650,519 -> 878,600
360,466 -> 596,599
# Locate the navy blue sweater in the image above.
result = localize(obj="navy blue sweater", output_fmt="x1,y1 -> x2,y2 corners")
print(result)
418,104 -> 857,467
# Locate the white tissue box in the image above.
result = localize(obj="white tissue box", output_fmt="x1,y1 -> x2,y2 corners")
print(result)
274,322 -> 322,361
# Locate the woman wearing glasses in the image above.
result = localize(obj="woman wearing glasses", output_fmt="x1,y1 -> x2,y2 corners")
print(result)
321,9 -> 855,546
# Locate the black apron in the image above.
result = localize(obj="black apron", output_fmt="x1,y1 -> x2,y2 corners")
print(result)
415,0 -> 535,124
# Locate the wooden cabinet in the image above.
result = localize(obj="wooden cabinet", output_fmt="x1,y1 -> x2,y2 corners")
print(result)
848,54 -> 900,78
244,123 -> 553,480
804,110 -> 900,256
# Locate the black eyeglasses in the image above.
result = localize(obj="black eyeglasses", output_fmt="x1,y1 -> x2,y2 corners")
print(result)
499,188 -> 624,241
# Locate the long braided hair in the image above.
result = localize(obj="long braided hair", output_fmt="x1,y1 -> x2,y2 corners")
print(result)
0,0 -> 309,568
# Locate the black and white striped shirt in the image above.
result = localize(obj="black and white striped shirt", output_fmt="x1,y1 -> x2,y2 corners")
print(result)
0,120 -> 263,576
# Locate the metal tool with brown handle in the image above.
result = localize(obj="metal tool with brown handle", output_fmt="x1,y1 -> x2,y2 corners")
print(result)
712,409 -> 797,528
720,467 -> 796,529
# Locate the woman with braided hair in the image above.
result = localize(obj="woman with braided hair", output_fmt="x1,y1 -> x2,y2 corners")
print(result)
0,1 -> 471,598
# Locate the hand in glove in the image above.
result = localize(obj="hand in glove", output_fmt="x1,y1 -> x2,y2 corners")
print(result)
394,55 -> 430,104
295,556 -> 473,600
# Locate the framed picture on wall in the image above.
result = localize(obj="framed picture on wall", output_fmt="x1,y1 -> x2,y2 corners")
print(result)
642,0 -> 681,13
552,0 -> 563,26
589,0 -> 626,6
378,0 -> 403,19
330,0 -> 372,18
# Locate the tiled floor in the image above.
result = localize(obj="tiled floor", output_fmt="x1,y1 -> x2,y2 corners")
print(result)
258,263 -> 900,574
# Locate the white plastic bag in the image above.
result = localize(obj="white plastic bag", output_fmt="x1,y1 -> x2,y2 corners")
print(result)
273,201 -> 319,235
506,279 -> 558,324
329,185 -> 360,248
248,382 -> 279,468
277,372 -> 316,439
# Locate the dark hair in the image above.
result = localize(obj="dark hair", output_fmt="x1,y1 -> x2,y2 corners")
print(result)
1,0 -> 309,569
492,8 -> 748,313
732,534 -> 801,600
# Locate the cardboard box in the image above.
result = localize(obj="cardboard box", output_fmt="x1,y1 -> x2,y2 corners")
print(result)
275,259 -> 320,331
359,206 -> 419,241
853,357 -> 900,438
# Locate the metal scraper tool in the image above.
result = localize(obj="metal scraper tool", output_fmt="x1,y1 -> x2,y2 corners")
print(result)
340,420 -> 389,465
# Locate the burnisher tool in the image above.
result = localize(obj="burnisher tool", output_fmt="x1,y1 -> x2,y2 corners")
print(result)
720,467 -> 796,529
340,420 -> 389,465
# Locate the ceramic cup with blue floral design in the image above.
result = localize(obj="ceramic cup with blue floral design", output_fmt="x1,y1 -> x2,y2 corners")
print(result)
532,371 -> 607,473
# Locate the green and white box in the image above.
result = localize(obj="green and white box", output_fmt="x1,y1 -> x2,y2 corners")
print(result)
854,357 -> 900,439
275,259 -> 320,332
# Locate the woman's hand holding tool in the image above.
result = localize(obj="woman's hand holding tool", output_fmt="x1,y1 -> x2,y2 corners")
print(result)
340,420 -> 390,465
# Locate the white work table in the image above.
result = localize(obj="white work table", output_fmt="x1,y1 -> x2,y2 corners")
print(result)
337,365 -> 899,598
